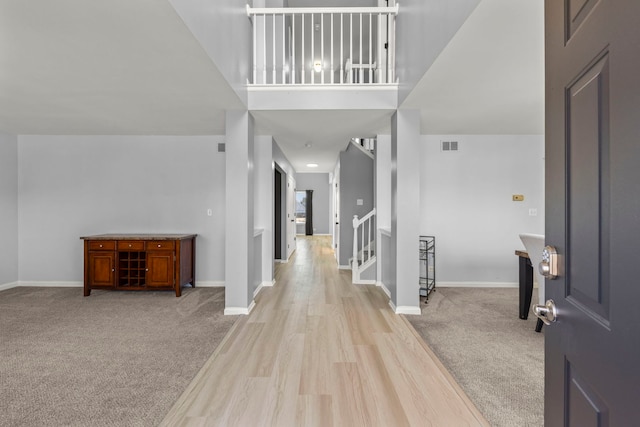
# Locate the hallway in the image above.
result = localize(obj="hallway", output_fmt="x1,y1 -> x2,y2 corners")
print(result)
162,236 -> 488,426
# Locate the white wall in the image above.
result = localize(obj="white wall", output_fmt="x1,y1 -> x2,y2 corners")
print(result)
272,139 -> 295,177
294,173 -> 331,235
0,132 -> 19,287
168,0 -> 251,105
396,0 -> 480,104
272,139 -> 297,261
17,135 -> 226,285
254,135 -> 274,286
420,135 -> 544,285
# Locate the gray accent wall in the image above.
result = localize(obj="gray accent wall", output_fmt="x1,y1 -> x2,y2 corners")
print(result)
419,135 -> 545,285
17,135 -> 226,285
0,132 -> 18,286
338,144 -> 374,266
295,173 -> 331,235
396,0 -> 480,104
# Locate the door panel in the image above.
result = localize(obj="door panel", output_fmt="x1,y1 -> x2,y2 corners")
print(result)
545,0 -> 640,425
566,359 -> 608,427
566,0 -> 599,40
567,52 -> 610,322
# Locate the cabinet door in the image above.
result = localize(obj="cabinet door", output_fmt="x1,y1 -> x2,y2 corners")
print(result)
88,252 -> 116,288
146,251 -> 174,288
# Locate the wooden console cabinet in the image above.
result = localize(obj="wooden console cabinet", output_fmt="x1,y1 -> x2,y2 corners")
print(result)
81,234 -> 196,297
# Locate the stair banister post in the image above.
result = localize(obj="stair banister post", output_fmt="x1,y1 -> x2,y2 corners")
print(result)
352,215 -> 359,283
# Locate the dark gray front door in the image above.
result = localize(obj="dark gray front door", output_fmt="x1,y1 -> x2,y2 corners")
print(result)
545,0 -> 640,425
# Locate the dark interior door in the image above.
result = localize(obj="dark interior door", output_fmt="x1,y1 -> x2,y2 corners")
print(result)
545,0 -> 640,425
274,168 -> 282,260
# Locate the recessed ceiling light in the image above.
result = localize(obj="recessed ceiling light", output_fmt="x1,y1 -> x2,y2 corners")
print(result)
306,163 -> 319,168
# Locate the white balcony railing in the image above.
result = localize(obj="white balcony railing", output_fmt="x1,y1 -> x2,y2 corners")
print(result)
247,5 -> 398,85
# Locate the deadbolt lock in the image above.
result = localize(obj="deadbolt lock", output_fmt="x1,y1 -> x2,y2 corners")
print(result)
539,245 -> 559,279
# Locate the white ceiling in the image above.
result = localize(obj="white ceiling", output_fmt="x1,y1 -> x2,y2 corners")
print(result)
252,109 -> 393,172
0,0 -> 544,172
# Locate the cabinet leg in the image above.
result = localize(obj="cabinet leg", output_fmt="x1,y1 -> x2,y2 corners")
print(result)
84,286 -> 91,297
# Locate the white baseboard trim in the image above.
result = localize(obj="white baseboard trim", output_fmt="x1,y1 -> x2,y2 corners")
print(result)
388,299 -> 397,312
18,281 -> 83,288
0,281 -> 19,292
354,280 -> 376,285
437,281 -> 518,288
338,265 -> 351,270
376,281 -> 391,298
253,280 -> 276,298
224,299 -> 256,316
275,259 -> 288,263
196,281 -> 225,287
253,283 -> 264,298
395,305 -> 422,315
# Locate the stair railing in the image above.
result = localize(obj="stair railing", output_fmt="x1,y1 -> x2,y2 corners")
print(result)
352,208 -> 376,283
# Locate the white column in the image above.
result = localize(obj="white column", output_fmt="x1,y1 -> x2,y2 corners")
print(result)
375,134 -> 391,287
391,110 -> 421,314
225,110 -> 255,315
254,135 -> 274,290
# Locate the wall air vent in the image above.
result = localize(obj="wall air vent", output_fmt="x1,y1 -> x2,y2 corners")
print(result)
441,141 -> 459,151
218,143 -> 226,152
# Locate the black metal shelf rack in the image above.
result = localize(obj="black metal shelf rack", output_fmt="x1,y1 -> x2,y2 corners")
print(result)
419,235 -> 436,302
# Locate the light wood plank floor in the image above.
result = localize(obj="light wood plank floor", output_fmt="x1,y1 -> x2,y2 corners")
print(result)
161,236 -> 489,426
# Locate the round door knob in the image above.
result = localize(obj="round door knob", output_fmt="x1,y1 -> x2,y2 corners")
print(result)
157,244 -> 161,247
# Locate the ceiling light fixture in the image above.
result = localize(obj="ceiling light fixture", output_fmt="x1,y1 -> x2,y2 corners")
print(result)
306,163 -> 319,168
313,61 -> 322,73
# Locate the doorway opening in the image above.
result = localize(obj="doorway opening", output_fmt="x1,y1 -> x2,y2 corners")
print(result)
295,190 -> 306,235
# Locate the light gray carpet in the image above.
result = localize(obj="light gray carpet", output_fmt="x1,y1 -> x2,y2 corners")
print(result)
407,287 -> 544,427
0,287 -> 238,427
